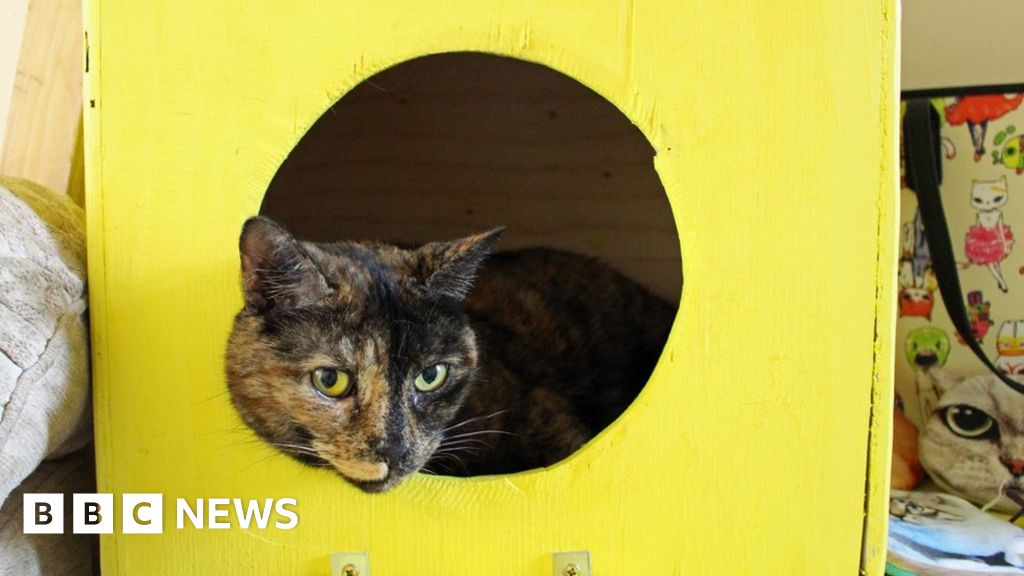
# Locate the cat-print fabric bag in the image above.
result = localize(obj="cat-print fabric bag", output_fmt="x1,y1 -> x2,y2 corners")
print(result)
890,90 -> 1024,576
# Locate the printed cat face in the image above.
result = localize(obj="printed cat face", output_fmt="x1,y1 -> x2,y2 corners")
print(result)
905,327 -> 950,368
970,177 -> 1009,211
225,217 -> 502,492
920,375 -> 1024,513
998,320 -> 1024,357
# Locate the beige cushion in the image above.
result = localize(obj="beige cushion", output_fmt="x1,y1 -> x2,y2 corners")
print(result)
0,449 -> 97,576
0,176 -> 89,509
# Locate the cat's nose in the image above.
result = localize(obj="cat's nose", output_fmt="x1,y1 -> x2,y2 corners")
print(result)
1002,457 -> 1024,477
381,440 -> 410,468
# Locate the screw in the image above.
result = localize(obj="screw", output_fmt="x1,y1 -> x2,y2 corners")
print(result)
564,564 -> 581,576
341,564 -> 359,576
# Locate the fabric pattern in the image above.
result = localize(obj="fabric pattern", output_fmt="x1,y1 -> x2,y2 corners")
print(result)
897,94 -> 1024,425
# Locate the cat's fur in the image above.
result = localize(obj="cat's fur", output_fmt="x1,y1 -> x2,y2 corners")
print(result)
225,217 -> 675,492
920,374 -> 1024,514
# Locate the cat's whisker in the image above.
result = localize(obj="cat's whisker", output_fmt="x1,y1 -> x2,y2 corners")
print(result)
233,450 -> 291,476
269,442 -> 319,455
275,448 -> 319,459
433,443 -> 480,452
436,436 -> 491,446
433,446 -> 482,456
437,440 -> 490,451
443,429 -> 517,441
430,446 -> 481,459
437,445 -> 487,454
441,410 -> 510,434
197,425 -> 254,440
428,452 -> 469,471
196,388 -> 233,401
207,432 -> 281,456
982,478 -> 1012,512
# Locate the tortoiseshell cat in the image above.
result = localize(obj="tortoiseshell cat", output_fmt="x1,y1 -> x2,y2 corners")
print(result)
226,217 -> 674,492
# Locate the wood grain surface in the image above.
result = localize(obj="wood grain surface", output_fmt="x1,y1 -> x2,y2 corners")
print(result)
85,1 -> 898,574
1,0 -> 83,199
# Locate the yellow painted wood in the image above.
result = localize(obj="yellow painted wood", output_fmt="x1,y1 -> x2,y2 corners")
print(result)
84,1 -> 897,574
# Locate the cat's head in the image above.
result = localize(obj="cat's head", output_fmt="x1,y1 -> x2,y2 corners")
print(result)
920,374 -> 1024,513
970,177 -> 1009,211
225,216 -> 503,492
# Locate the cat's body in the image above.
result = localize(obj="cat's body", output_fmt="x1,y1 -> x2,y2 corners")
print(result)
449,249 -> 674,474
225,217 -> 674,491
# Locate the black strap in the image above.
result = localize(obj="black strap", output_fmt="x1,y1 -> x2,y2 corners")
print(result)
903,98 -> 1024,395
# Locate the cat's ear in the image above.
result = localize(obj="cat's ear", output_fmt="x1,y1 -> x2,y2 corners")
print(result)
417,228 -> 505,300
238,216 -> 330,312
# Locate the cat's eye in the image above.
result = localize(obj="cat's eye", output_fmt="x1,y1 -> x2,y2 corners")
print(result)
414,363 -> 449,392
311,367 -> 352,398
943,405 -> 998,439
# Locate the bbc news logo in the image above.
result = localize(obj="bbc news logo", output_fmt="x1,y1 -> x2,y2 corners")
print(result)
24,494 -> 298,534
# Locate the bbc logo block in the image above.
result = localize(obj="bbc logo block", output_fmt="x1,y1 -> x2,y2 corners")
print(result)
73,493 -> 114,534
122,494 -> 163,534
24,493 -> 162,534
23,494 -> 63,534
23,493 -> 297,534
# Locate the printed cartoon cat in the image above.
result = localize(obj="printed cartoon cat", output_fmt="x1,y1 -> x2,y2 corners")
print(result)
996,320 -> 1024,384
898,208 -> 935,319
225,217 -> 675,492
945,94 -> 1023,162
920,374 -> 1024,514
964,177 -> 1014,292
904,327 -> 953,425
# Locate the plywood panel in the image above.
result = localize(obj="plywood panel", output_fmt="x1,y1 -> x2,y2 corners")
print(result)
85,1 -> 897,574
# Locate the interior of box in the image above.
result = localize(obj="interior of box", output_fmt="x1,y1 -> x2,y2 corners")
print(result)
261,52 -> 681,303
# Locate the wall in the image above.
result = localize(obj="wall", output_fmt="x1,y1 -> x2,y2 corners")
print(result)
902,0 -> 1024,91
0,1 -> 1020,201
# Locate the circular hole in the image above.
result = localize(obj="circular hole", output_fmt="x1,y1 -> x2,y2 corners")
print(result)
239,52 -> 679,488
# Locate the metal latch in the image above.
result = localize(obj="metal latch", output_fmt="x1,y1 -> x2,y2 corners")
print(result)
553,550 -> 591,576
330,552 -> 369,576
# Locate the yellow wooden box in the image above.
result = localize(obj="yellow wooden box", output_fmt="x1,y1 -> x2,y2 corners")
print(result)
83,1 -> 898,574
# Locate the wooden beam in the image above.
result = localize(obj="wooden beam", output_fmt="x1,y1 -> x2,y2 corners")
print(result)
1,0 -> 83,200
